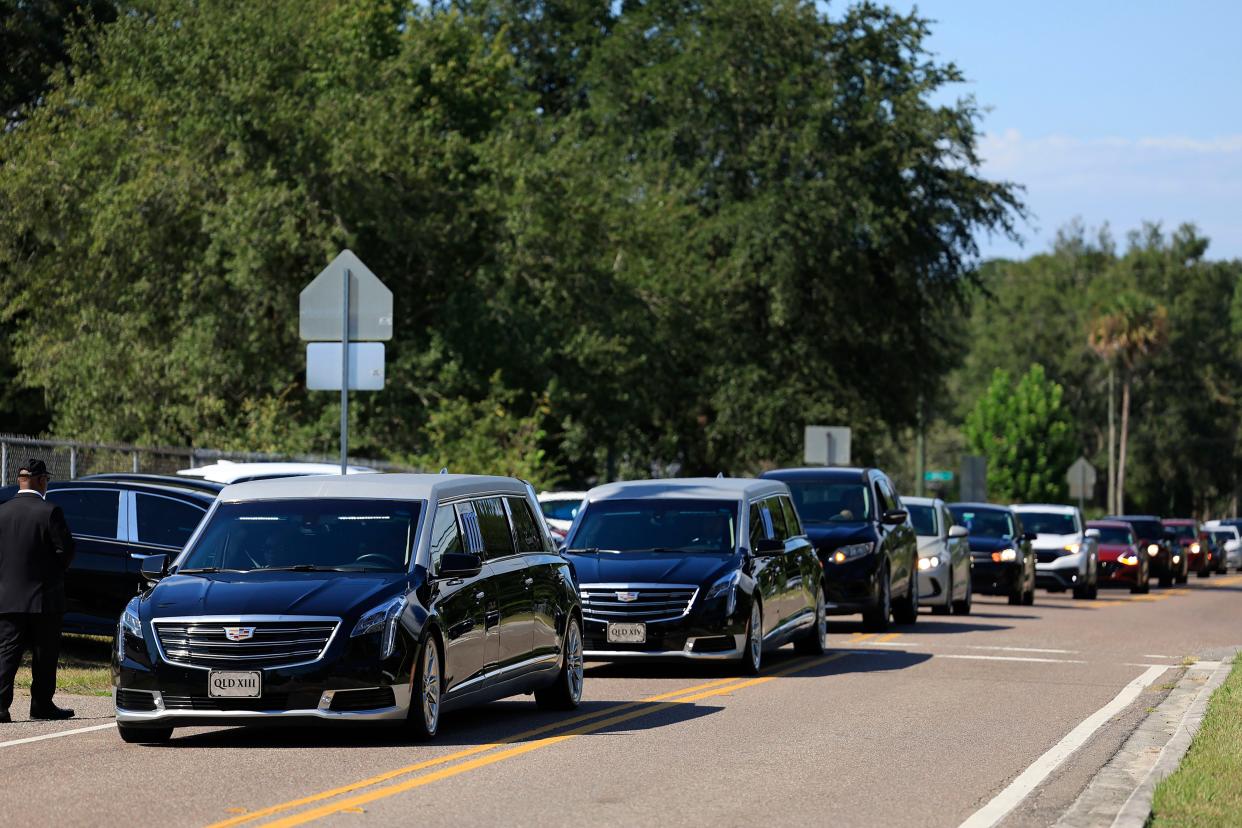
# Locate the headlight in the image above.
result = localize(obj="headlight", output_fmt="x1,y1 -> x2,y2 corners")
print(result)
1118,552 -> 1140,566
705,571 -> 741,615
351,595 -> 405,659
991,548 -> 1018,562
829,543 -> 872,564
917,556 -> 941,571
1190,542 -> 1200,554
1147,544 -> 1159,556
1172,554 -> 1181,564
118,597 -> 142,660
1063,542 -> 1080,555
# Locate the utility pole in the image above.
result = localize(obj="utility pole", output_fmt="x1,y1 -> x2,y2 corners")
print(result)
1107,367 -> 1116,514
915,395 -> 925,496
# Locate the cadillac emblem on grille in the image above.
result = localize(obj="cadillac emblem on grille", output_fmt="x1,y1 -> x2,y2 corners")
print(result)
616,591 -> 639,602
224,626 -> 256,642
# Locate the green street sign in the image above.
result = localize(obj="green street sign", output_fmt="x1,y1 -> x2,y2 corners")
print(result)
924,470 -> 954,482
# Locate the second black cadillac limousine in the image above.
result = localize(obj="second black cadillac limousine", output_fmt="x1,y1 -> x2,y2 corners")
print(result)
113,474 -> 584,743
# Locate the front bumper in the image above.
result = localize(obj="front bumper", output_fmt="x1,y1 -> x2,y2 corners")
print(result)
1035,553 -> 1084,591
917,562 -> 950,606
970,559 -> 1022,595
582,599 -> 748,661
820,552 -> 883,614
1098,559 -> 1142,587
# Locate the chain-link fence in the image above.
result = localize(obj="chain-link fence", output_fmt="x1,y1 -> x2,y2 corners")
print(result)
0,434 -> 412,486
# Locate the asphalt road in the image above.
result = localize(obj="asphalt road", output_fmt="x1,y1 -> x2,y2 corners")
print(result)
5,574 -> 1242,828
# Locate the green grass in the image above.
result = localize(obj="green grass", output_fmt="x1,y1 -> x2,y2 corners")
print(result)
14,634 -> 114,697
1150,653 -> 1242,827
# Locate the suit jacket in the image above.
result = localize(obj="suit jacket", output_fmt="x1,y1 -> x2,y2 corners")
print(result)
0,492 -> 76,614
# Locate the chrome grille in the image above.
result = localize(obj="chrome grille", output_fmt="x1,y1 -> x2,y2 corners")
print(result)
154,619 -> 338,669
579,584 -> 697,623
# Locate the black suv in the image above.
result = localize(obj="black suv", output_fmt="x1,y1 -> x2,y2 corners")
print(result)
948,503 -> 1036,606
761,467 -> 918,631
0,478 -> 214,634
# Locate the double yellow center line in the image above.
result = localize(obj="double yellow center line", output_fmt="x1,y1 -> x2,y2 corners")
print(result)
206,652 -> 848,827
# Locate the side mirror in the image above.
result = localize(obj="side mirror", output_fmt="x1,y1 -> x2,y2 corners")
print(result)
1022,531 -> 1037,542
1084,528 -> 1101,539
753,538 -> 784,556
948,525 -> 968,539
139,554 -> 168,585
438,552 -> 483,579
881,509 -> 908,526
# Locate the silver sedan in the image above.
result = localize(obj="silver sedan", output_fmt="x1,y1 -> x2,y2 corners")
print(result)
904,496 -> 973,615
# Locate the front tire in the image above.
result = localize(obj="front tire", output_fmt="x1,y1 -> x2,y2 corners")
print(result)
862,568 -> 891,632
406,633 -> 442,740
536,616 -> 584,710
740,598 -> 763,675
793,587 -> 827,656
952,573 -> 973,615
118,724 -> 172,744
892,570 -> 919,625
931,570 -> 951,615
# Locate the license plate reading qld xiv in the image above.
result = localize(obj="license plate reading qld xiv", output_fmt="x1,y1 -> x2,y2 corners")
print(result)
606,622 -> 646,644
208,670 -> 262,698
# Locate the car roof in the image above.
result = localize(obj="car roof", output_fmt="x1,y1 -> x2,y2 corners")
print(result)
537,491 -> 587,501
1203,520 -> 1238,531
584,477 -> 789,502
760,467 -> 870,481
0,479 -> 215,506
948,502 -> 1011,512
178,461 -> 378,484
1106,514 -> 1162,521
79,473 -> 225,494
1087,519 -> 1136,530
1011,503 -> 1076,514
217,473 -> 527,503
1161,518 -> 1196,524
900,496 -> 941,507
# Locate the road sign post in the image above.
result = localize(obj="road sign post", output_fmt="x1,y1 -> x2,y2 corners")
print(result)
300,250 -> 392,474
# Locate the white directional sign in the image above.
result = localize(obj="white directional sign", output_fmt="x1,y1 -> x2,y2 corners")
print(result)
306,343 -> 385,390
804,426 -> 851,466
299,249 -> 393,341
1066,457 -> 1097,499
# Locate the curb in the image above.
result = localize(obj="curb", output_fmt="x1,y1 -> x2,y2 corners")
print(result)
1055,649 -> 1239,828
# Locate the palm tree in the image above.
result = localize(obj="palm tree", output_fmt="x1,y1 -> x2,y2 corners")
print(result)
1088,294 -> 1169,513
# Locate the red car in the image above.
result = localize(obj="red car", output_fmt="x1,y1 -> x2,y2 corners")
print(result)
1163,518 -> 1214,577
1087,520 -> 1150,593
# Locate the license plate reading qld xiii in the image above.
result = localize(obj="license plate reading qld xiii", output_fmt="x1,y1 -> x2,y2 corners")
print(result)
208,670 -> 262,698
607,622 -> 646,644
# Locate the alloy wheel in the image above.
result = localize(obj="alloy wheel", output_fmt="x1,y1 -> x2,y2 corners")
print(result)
566,620 -> 584,704
749,602 -> 762,670
422,639 -> 441,734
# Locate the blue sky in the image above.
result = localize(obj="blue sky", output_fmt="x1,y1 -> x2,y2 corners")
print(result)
889,0 -> 1242,260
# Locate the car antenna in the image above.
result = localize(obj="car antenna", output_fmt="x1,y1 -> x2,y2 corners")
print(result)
439,467 -> 449,475
716,472 -> 724,478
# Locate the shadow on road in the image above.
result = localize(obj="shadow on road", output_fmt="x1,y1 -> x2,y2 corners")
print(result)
825,619 -> 1012,635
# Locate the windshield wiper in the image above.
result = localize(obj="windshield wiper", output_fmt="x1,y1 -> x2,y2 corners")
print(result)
564,547 -> 622,555
260,565 -> 350,572
177,567 -> 246,574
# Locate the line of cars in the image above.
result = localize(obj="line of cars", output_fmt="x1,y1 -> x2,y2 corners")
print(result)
6,460 -> 1240,746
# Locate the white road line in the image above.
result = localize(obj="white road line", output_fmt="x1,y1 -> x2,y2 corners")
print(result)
958,665 -> 1168,828
938,654 -> 1087,664
1143,654 -> 1174,659
959,645 -> 1079,655
1124,663 -> 1180,669
0,722 -> 116,749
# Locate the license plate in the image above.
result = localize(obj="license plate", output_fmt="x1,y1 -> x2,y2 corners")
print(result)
607,622 -> 646,644
208,670 -> 262,698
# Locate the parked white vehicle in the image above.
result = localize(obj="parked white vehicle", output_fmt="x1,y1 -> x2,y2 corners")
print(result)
903,496 -> 972,615
177,460 -> 378,485
1011,503 -> 1098,599
537,491 -> 587,542
1202,520 -> 1242,571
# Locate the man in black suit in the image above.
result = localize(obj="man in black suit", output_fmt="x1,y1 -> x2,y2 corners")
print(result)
0,459 -> 76,722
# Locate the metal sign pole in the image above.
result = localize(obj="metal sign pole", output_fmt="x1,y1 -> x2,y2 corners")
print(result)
340,268 -> 350,475
1078,466 -> 1085,514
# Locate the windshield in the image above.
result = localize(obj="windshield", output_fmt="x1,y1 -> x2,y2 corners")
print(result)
570,499 -> 737,554
1164,523 -> 1196,540
1092,526 -> 1134,545
1209,531 -> 1235,545
783,481 -> 872,523
1125,519 -> 1164,540
179,499 -> 419,572
1019,512 -> 1077,536
540,499 -> 581,522
906,504 -> 937,536
949,507 -> 1014,539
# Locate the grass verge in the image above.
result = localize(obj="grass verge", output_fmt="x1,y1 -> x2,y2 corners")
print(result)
1150,653 -> 1242,826
15,633 -> 114,697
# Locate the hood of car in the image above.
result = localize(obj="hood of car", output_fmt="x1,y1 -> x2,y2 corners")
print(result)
148,571 -> 407,620
1029,532 -> 1077,551
565,550 -> 739,587
804,522 -> 875,550
916,536 -> 944,556
1097,544 -> 1134,562
967,536 -> 1017,554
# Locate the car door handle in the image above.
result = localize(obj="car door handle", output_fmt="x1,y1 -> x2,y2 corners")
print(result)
524,577 -> 534,586
475,591 -> 486,601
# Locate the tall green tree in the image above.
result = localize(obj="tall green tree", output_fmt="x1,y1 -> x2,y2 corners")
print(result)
963,364 -> 1077,503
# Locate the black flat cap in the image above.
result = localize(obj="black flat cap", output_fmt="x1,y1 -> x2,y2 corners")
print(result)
17,458 -> 49,477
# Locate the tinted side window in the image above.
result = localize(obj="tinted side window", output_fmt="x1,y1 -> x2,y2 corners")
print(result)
429,505 -> 463,573
474,497 -> 516,559
135,494 -> 205,548
780,496 -> 803,537
764,497 -> 789,541
749,503 -> 765,546
506,497 -> 545,553
455,502 -> 485,555
875,478 -> 896,514
49,489 -> 120,539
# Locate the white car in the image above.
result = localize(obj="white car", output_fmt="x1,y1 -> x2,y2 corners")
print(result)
177,460 -> 378,484
537,490 -> 586,542
1011,503 -> 1099,599
1202,520 -> 1242,571
903,496 -> 972,615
